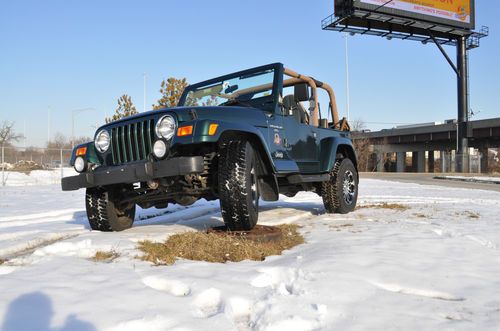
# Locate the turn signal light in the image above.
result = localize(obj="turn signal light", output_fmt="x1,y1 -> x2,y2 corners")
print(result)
76,147 -> 87,156
177,125 -> 193,137
208,123 -> 218,136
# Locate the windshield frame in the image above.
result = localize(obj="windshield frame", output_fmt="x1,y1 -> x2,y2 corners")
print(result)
178,63 -> 283,112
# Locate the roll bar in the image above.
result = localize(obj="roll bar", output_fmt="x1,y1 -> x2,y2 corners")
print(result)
284,68 -> 347,130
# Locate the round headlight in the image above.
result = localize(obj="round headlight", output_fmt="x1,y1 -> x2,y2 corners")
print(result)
155,115 -> 176,140
94,130 -> 110,153
74,156 -> 87,173
153,140 -> 167,159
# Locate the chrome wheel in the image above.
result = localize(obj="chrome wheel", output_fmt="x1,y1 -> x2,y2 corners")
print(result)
342,170 -> 356,205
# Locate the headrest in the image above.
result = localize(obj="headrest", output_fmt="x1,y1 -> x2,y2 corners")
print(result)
294,83 -> 309,102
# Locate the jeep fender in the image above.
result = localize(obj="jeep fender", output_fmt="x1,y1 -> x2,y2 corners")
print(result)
69,142 -> 99,166
319,137 -> 358,173
192,120 -> 279,201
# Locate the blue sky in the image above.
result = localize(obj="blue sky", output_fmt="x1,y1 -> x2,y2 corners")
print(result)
1,0 -> 499,147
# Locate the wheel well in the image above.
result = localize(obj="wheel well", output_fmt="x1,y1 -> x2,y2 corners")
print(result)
218,130 -> 279,201
218,131 -> 274,175
336,144 -> 358,169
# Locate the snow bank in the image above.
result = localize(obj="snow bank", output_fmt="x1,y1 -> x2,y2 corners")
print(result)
0,168 -> 77,186
1,180 -> 500,330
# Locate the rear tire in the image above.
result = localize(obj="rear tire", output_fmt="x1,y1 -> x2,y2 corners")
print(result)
218,140 -> 260,231
321,158 -> 358,214
85,187 -> 136,231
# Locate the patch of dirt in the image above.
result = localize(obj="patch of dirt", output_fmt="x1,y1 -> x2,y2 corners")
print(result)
413,213 -> 428,218
358,203 -> 409,211
465,211 -> 480,219
11,160 -> 45,173
329,223 -> 354,231
137,224 -> 304,265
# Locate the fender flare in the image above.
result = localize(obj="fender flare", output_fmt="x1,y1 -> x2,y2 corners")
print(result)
212,121 -> 280,202
320,137 -> 358,172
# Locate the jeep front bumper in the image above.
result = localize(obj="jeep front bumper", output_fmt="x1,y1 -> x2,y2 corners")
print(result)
61,156 -> 204,191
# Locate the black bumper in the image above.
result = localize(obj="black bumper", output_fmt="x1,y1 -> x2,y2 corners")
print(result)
61,156 -> 204,191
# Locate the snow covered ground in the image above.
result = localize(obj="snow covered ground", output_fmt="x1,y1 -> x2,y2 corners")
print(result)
1,175 -> 500,330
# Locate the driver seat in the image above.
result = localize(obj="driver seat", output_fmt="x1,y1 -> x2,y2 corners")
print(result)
283,95 -> 308,124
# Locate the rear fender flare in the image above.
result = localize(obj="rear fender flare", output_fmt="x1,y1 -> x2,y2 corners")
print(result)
320,137 -> 358,172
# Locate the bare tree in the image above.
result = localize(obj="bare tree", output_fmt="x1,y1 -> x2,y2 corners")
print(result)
0,121 -> 23,147
350,119 -> 373,172
1,121 -> 24,185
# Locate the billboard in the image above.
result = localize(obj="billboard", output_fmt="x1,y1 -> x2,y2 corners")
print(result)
336,0 -> 475,30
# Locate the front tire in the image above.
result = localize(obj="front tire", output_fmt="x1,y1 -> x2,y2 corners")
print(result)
218,140 -> 260,231
85,186 -> 136,231
322,158 -> 358,214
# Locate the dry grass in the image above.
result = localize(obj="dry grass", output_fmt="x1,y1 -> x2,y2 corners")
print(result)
138,224 -> 304,266
358,203 -> 409,211
414,213 -> 428,218
91,250 -> 120,262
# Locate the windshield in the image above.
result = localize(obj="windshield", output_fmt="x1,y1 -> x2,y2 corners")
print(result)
180,69 -> 275,110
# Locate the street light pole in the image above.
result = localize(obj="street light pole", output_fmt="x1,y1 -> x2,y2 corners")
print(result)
47,107 -> 51,145
143,73 -> 147,113
344,33 -> 351,121
71,108 -> 95,149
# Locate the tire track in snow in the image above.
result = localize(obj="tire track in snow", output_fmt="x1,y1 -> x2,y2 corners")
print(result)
0,232 -> 83,261
0,208 -> 84,229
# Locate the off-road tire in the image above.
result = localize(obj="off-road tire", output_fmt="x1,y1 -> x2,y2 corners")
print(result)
321,158 -> 358,214
85,187 -> 136,231
218,140 -> 260,231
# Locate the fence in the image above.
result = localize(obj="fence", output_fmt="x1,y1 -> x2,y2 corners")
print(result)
1,145 -> 73,186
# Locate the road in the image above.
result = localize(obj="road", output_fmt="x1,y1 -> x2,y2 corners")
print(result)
360,172 -> 500,192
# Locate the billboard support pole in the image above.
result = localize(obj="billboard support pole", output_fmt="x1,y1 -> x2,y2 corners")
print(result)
457,36 -> 469,173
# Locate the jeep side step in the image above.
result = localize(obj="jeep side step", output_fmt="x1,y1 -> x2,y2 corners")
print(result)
287,173 -> 329,184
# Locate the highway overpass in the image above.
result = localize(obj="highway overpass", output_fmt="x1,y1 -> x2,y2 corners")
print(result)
353,118 -> 500,173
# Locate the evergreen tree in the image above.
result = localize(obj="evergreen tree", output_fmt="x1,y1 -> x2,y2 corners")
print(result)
153,77 -> 189,109
106,94 -> 138,123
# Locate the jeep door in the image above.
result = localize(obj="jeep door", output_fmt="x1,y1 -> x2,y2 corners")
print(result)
281,115 -> 320,173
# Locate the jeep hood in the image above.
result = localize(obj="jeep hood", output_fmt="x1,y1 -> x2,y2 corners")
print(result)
174,106 -> 269,126
97,106 -> 269,132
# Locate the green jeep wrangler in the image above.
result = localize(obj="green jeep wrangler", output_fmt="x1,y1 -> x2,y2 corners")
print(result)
62,63 -> 358,231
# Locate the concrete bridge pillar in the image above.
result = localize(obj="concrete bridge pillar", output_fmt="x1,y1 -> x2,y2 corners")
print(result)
412,152 -> 425,172
451,150 -> 456,172
412,152 -> 418,172
417,152 -> 425,172
440,151 -> 447,173
428,151 -> 435,173
376,152 -> 385,172
396,152 -> 406,172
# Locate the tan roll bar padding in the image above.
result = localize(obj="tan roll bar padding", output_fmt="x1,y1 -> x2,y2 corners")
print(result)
283,68 -> 341,130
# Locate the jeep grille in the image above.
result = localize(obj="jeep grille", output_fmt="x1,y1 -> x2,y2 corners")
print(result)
110,119 -> 155,165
